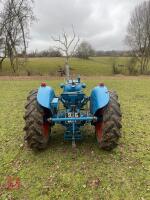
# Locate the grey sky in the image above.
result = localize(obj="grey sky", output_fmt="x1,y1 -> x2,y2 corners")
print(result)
29,0 -> 145,51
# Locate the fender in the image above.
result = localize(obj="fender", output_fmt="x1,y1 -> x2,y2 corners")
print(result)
37,86 -> 55,109
90,86 -> 109,115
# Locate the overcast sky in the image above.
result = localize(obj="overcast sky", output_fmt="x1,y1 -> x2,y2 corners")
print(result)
29,0 -> 145,51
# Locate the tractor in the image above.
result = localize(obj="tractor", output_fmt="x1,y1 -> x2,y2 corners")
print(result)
24,68 -> 122,151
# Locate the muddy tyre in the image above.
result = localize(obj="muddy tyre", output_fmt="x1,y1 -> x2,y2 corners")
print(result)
24,90 -> 51,150
95,91 -> 122,151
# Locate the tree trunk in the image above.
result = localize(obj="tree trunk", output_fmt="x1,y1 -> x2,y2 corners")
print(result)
0,61 -> 3,72
0,57 -> 6,72
10,56 -> 16,73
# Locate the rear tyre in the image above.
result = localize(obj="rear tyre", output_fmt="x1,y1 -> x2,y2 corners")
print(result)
95,91 -> 122,151
24,90 -> 51,150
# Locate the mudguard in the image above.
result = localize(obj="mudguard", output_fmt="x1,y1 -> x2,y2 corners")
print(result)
90,86 -> 109,115
37,86 -> 55,109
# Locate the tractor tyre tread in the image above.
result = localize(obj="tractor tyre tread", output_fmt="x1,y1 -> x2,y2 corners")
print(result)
24,90 -> 50,150
98,91 -> 122,151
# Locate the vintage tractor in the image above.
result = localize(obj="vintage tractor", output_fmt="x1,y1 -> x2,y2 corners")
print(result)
24,72 -> 122,151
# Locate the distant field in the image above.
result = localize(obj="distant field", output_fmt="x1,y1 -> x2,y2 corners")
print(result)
0,76 -> 149,199
2,57 -> 131,76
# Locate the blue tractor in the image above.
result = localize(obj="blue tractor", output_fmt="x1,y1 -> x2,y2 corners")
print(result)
24,74 -> 122,151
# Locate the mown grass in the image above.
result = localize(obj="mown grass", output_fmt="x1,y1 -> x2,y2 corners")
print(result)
0,76 -> 150,199
2,57 -> 131,76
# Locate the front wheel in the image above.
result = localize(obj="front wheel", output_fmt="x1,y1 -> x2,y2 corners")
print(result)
95,91 -> 122,151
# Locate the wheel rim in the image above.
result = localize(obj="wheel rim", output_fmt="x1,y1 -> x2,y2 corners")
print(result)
95,122 -> 103,143
42,122 -> 50,138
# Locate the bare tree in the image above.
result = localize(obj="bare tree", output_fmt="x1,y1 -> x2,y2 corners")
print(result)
0,0 -> 35,72
125,0 -> 150,74
52,26 -> 80,65
0,35 -> 7,71
0,1 -> 7,71
76,41 -> 95,59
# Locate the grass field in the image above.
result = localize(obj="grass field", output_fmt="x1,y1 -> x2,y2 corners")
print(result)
0,76 -> 150,199
2,57 -> 131,76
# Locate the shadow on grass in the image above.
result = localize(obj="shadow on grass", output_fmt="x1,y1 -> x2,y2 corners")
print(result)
29,127 -> 116,159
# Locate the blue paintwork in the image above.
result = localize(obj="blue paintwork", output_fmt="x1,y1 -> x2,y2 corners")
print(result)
50,113 -> 95,141
36,77 -> 110,142
90,86 -> 110,115
63,83 -> 86,92
51,116 -> 96,122
37,86 -> 55,109
60,78 -> 86,93
51,97 -> 59,113
60,79 -> 88,110
56,78 -> 89,140
61,93 -> 86,109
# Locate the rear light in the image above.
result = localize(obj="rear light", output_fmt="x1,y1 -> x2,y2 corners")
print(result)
41,82 -> 46,87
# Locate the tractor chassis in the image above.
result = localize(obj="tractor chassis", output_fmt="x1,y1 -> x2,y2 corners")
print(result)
48,116 -> 97,146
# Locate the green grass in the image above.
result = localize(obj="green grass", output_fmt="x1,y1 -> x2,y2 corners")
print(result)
0,77 -> 150,199
2,57 -> 131,76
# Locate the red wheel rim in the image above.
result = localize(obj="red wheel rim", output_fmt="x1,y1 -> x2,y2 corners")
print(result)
95,122 -> 103,143
43,122 -> 50,137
